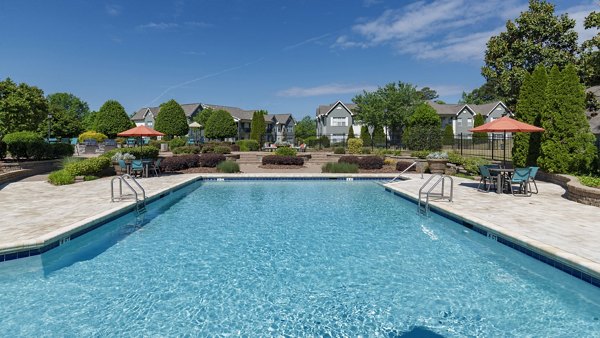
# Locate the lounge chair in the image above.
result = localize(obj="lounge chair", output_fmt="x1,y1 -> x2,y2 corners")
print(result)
509,167 -> 532,196
527,166 -> 539,194
131,160 -> 144,177
477,165 -> 495,192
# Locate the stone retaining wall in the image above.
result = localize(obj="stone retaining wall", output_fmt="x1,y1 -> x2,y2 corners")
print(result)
538,172 -> 600,207
0,160 -> 61,185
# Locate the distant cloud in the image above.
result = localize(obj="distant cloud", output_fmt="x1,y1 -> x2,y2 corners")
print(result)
105,4 -> 121,17
333,0 -> 528,61
137,21 -> 212,31
562,3 -> 599,44
422,84 -> 466,97
277,84 -> 377,97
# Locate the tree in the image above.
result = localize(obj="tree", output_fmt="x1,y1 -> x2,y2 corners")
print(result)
94,100 -> 134,138
472,114 -> 487,144
417,87 -> 439,100
482,0 -> 579,110
250,110 -> 266,143
347,125 -> 355,139
372,125 -> 386,146
295,116 -> 316,141
43,93 -> 90,138
0,78 -> 48,136
155,99 -> 189,138
205,109 -> 237,140
459,80 -> 502,104
512,65 -> 548,167
194,107 -> 214,127
538,65 -> 597,174
404,103 -> 442,150
580,11 -> 600,86
443,124 -> 454,145
82,111 -> 97,131
360,125 -> 371,147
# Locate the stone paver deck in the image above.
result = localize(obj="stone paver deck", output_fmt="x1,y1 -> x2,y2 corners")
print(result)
384,173 -> 600,278
1,171 -> 599,280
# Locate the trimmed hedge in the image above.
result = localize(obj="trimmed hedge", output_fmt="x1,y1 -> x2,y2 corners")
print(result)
214,146 -> 231,154
102,146 -> 159,160
237,139 -> 260,151
78,131 -> 108,143
347,139 -> 363,154
338,155 -> 384,169
199,153 -> 226,167
322,162 -> 359,173
333,147 -> 345,154
172,146 -> 202,155
3,131 -> 44,159
262,155 -> 304,166
64,157 -> 111,176
275,147 -> 297,157
160,154 -> 200,171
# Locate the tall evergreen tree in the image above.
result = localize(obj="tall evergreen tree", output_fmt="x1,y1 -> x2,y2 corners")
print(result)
538,65 -> 597,173
373,125 -> 386,146
472,114 -> 487,144
360,125 -> 371,147
155,99 -> 189,139
443,124 -> 454,145
347,125 -> 355,139
512,65 -> 547,167
94,100 -> 133,138
250,110 -> 266,143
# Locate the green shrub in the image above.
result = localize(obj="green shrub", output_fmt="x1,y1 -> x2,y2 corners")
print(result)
318,135 -> 330,148
217,160 -> 240,173
578,175 -> 600,188
322,162 -> 359,173
78,131 -> 107,143
2,131 -> 45,159
275,147 -> 297,157
347,139 -> 363,154
411,150 -> 430,159
64,157 -> 111,176
61,156 -> 84,168
305,136 -> 319,148
333,147 -> 345,154
148,139 -> 164,149
0,140 -> 6,159
172,146 -> 202,155
443,125 -> 454,145
361,147 -> 371,154
105,146 -> 159,160
84,175 -> 99,181
236,139 -> 260,151
214,145 -> 231,154
48,169 -> 75,185
169,137 -> 188,150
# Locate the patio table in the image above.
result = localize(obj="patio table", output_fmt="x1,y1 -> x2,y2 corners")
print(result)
488,168 -> 514,194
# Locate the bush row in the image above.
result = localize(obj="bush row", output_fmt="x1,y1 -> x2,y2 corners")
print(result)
338,155 -> 384,169
48,156 -> 111,185
102,146 -> 160,161
172,146 -> 202,155
262,155 -> 304,166
322,162 -> 359,173
2,132 -> 74,160
275,147 -> 297,157
159,153 -> 227,171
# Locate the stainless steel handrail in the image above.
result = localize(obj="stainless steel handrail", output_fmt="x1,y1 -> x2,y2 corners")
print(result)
418,174 -> 453,215
388,161 -> 423,182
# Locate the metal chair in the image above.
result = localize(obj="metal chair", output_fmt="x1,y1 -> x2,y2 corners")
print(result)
527,166 -> 539,194
117,160 -> 128,174
509,168 -> 532,196
477,165 -> 495,192
131,160 -> 144,177
149,158 -> 162,177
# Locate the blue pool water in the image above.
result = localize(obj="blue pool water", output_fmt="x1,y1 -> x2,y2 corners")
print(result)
1,181 -> 600,336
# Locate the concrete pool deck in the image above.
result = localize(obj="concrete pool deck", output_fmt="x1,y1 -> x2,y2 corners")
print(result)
0,172 -> 599,281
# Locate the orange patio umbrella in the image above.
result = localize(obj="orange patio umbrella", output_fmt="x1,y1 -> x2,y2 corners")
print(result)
469,116 -> 545,164
117,125 -> 165,148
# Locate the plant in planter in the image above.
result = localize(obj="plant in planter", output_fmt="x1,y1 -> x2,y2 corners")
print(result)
426,151 -> 449,174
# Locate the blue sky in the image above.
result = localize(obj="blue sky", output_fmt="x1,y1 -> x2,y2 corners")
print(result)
1,1 -> 598,119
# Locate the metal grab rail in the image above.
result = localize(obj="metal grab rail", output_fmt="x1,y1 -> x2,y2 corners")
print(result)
418,174 -> 453,215
388,161 -> 423,183
111,174 -> 147,215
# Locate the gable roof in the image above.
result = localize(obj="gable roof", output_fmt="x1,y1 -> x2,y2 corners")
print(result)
271,114 -> 294,124
316,101 -> 357,117
132,103 -> 202,121
202,103 -> 256,121
427,101 -> 511,117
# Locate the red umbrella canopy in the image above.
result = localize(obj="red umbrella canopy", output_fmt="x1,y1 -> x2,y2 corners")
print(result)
469,116 -> 544,133
117,125 -> 165,137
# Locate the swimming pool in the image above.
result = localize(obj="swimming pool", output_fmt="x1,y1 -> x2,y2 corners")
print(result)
1,180 -> 599,336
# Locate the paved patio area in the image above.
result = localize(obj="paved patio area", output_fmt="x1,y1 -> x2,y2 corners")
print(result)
1,171 -> 599,280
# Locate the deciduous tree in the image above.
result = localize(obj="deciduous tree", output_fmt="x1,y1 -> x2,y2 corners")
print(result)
482,0 -> 578,110
294,116 -> 316,141
205,109 -> 237,140
155,99 -> 189,138
44,92 -> 90,138
0,78 -> 48,136
404,103 -> 442,150
580,11 -> 600,86
94,100 -> 134,138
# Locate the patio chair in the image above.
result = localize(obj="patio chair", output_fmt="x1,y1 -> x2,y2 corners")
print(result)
149,158 -> 162,177
117,160 -> 128,174
131,160 -> 144,177
509,167 -> 532,197
527,166 -> 539,194
477,165 -> 496,192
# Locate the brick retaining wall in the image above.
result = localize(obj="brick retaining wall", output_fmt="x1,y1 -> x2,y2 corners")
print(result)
538,172 -> 600,207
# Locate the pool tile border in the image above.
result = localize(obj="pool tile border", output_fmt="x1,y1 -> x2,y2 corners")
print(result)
384,187 -> 600,289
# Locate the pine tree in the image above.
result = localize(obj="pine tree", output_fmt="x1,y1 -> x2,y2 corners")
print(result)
443,124 -> 454,145
373,125 -> 386,147
360,125 -> 371,147
472,114 -> 487,144
155,99 -> 189,139
512,65 -> 547,167
347,125 -> 355,139
538,64 -> 598,173
250,110 -> 266,143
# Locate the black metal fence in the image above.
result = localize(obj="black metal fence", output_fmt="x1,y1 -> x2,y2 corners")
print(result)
444,133 -> 515,161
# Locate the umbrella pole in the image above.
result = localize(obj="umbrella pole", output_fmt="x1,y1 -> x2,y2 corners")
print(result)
503,131 -> 506,167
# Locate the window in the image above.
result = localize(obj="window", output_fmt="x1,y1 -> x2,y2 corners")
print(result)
467,118 -> 473,126
331,134 -> 345,144
331,117 -> 348,127
456,119 -> 462,127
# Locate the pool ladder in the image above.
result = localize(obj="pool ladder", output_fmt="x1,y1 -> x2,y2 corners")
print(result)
388,161 -> 423,183
111,174 -> 147,216
418,173 -> 453,216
